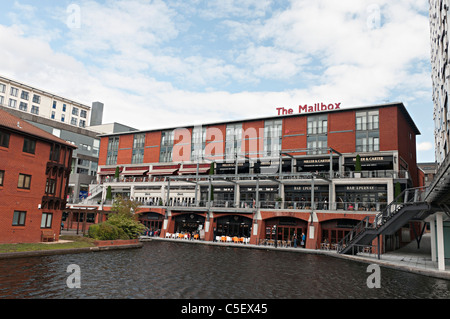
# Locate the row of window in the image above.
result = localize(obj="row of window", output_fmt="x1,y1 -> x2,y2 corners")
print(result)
12,210 -> 53,228
0,130 -> 36,154
52,101 -> 87,118
50,111 -> 86,127
0,170 -> 58,194
0,83 -> 42,104
0,83 -> 88,127
105,111 -> 381,165
1,130 -> 66,164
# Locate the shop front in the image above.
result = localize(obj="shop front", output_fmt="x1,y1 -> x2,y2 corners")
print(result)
240,186 -> 279,208
344,155 -> 394,175
216,161 -> 250,175
284,185 -> 329,210
320,218 -> 360,249
200,186 -> 235,207
296,157 -> 339,173
263,217 -> 308,246
254,159 -> 292,174
138,212 -> 164,232
173,213 -> 205,234
214,215 -> 252,238
335,184 -> 388,211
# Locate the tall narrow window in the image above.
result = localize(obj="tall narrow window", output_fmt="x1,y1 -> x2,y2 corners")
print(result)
356,110 -> 379,152
225,123 -> 242,160
45,178 -> 56,194
307,114 -> 328,154
0,130 -> 10,148
264,119 -> 282,157
106,137 -> 119,165
191,126 -> 206,161
0,170 -> 4,186
159,130 -> 174,162
132,133 -> 145,164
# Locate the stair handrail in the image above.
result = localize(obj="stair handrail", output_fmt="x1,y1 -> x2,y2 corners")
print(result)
337,186 -> 428,253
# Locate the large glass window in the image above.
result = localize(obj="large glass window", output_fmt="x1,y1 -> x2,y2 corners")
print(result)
307,114 -> 328,154
160,130 -> 174,162
225,123 -> 242,160
264,119 -> 282,157
106,137 -> 119,165
132,133 -> 145,164
191,126 -> 206,162
356,110 -> 379,131
355,110 -> 379,152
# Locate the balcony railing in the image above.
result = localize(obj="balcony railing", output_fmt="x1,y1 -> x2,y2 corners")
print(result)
98,169 -> 410,185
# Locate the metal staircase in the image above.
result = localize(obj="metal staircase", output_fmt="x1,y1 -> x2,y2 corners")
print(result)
337,187 -> 433,255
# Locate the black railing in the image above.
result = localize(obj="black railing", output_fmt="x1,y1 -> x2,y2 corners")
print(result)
337,186 -> 428,254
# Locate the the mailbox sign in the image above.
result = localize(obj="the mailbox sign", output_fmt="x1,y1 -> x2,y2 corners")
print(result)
276,102 -> 341,116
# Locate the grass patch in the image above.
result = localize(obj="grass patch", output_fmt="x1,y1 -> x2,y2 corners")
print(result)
0,236 -> 96,253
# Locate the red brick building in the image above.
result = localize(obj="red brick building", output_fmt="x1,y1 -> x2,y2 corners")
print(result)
84,102 -> 422,252
0,109 -> 75,243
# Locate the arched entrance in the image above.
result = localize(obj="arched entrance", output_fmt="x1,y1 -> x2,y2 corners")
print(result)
174,213 -> 205,234
138,212 -> 164,232
264,217 -> 308,246
215,215 -> 252,237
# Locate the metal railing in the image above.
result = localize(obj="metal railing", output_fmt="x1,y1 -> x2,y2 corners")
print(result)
337,186 -> 428,253
97,169 -> 410,185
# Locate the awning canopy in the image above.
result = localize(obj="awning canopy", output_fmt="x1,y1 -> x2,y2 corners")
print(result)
98,167 -> 122,175
178,164 -> 211,175
148,165 -> 180,176
120,166 -> 150,176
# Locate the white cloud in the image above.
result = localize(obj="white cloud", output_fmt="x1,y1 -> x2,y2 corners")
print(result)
0,0 -> 435,153
417,142 -> 433,152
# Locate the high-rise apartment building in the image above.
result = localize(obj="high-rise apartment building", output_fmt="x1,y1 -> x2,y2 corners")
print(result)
427,0 -> 450,270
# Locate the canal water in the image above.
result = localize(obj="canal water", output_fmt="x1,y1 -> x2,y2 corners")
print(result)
0,240 -> 449,299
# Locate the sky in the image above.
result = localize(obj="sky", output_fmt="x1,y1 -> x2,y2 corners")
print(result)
0,0 -> 436,162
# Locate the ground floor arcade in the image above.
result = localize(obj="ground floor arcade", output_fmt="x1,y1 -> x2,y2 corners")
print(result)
136,208 -> 385,251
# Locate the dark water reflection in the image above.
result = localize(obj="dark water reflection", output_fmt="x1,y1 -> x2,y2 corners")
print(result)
0,241 -> 449,299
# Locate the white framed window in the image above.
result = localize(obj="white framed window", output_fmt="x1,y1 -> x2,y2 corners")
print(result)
10,87 -> 18,97
8,98 -> 17,108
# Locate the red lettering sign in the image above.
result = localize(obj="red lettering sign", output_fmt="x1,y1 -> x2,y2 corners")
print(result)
276,103 -> 341,116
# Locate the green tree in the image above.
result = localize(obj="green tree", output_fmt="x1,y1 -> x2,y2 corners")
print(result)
88,195 -> 145,240
394,182 -> 402,203
106,185 -> 112,201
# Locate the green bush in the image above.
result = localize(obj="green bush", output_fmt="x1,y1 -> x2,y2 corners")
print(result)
107,213 -> 145,239
95,222 -> 120,240
88,224 -> 100,239
88,218 -> 143,240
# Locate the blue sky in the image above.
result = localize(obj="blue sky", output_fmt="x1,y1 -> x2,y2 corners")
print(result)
0,0 -> 435,162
